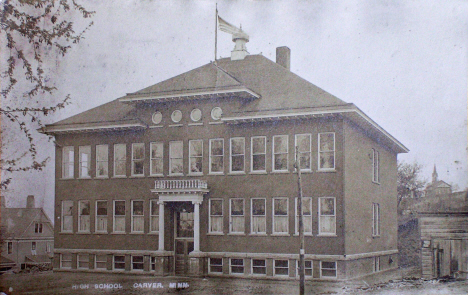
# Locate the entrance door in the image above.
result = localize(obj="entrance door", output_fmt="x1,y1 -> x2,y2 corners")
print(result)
174,210 -> 194,275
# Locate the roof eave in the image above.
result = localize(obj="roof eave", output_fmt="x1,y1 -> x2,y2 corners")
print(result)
39,122 -> 147,135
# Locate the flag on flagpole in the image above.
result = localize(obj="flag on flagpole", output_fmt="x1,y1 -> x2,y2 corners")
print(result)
218,15 -> 242,34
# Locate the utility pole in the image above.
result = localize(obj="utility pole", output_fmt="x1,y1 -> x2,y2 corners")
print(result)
295,146 -> 305,295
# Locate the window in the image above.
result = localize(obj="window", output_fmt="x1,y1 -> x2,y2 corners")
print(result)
114,144 -> 126,177
132,256 -> 144,271
132,143 -> 145,176
252,259 -> 266,275
113,255 -> 125,270
230,137 -> 245,173
189,140 -> 203,174
169,141 -> 183,175
79,146 -> 91,178
78,254 -> 89,269
61,254 -> 72,269
372,149 -> 380,183
7,242 -> 12,254
319,197 -> 336,235
373,256 -> 380,272
274,259 -> 289,276
61,200 -> 73,232
96,200 -> 108,232
78,200 -> 90,232
273,198 -> 288,234
96,145 -> 109,177
251,199 -> 266,234
295,197 -> 312,235
62,146 -> 74,178
31,242 -> 36,254
209,199 -> 223,234
46,244 -> 51,253
150,200 -> 159,233
95,255 -> 107,270
295,134 -> 311,170
35,223 -> 43,233
113,201 -> 126,233
230,258 -> 244,274
297,260 -> 313,277
151,257 -> 156,271
150,142 -> 163,176
132,200 -> 144,233
209,139 -> 224,173
230,199 -> 244,233
318,133 -> 335,170
372,203 -> 380,236
251,136 -> 266,172
320,261 -> 337,278
273,135 -> 288,172
209,258 -> 223,273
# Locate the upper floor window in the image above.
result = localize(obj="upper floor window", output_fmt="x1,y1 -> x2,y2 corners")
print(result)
113,200 -> 126,233
295,197 -> 312,235
79,146 -> 91,178
273,135 -> 288,172
230,137 -> 245,173
169,141 -> 183,175
372,203 -> 380,236
251,136 -> 266,172
320,261 -> 337,278
209,199 -> 223,234
61,200 -> 73,232
210,139 -> 224,174
295,134 -> 311,171
131,200 -> 144,233
96,200 -> 108,233
319,197 -> 336,235
62,146 -> 74,178
189,140 -> 203,175
114,144 -> 126,177
150,200 -> 159,233
372,149 -> 380,183
78,200 -> 90,232
7,242 -> 12,254
273,198 -> 288,234
150,142 -> 163,176
132,143 -> 145,176
96,145 -> 109,178
251,198 -> 266,234
230,198 -> 244,233
318,133 -> 335,170
35,222 -> 43,233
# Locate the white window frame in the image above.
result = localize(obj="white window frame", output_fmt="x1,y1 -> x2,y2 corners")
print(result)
60,253 -> 72,269
373,256 -> 380,272
150,199 -> 159,233
251,136 -> 267,172
251,259 -> 267,276
318,132 -> 335,171
131,143 -> 145,176
273,198 -> 289,235
46,244 -> 51,253
78,200 -> 91,233
113,144 -> 127,177
295,197 -> 313,235
320,261 -> 337,278
372,149 -> 380,183
229,198 -> 245,234
95,200 -> 108,233
79,145 -> 91,178
96,144 -> 109,178
113,255 -> 126,270
113,200 -> 126,233
132,255 -> 144,271
274,259 -> 289,276
61,200 -> 73,233
131,200 -> 144,233
209,199 -> 223,234
208,257 -> 223,274
35,222 -> 43,233
229,258 -> 244,275
251,198 -> 266,235
296,260 -> 313,277
169,141 -> 183,176
295,134 -> 312,171
62,146 -> 74,179
272,135 -> 289,172
318,197 -> 336,236
230,137 -> 245,173
78,254 -> 89,269
189,140 -> 203,175
150,142 -> 164,176
31,241 -> 36,255
372,203 -> 381,237
95,254 -> 107,270
209,138 -> 224,174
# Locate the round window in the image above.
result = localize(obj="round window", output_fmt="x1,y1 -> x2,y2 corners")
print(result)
190,108 -> 202,122
151,111 -> 162,124
171,110 -> 182,123
211,107 -> 223,121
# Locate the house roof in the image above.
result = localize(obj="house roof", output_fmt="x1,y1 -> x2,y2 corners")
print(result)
42,54 -> 408,153
1,208 -> 53,239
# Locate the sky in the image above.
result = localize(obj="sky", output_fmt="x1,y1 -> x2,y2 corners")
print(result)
3,0 -> 468,219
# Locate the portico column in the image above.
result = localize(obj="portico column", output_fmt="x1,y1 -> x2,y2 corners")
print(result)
192,200 -> 201,252
158,201 -> 165,251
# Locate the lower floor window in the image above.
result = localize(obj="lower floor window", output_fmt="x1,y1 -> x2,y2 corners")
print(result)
114,255 -> 125,270
132,256 -> 144,270
151,257 -> 156,271
373,256 -> 380,272
297,260 -> 313,277
61,254 -> 72,269
320,261 -> 337,278
78,254 -> 89,269
209,258 -> 223,273
95,255 -> 107,269
252,259 -> 266,275
230,258 -> 244,274
274,259 -> 289,276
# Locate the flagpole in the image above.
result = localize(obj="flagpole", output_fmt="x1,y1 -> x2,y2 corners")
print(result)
214,3 -> 218,64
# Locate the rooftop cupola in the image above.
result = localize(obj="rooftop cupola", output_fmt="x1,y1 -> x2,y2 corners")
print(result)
218,15 -> 249,60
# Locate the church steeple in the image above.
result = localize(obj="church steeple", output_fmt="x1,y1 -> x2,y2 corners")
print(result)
432,164 -> 438,183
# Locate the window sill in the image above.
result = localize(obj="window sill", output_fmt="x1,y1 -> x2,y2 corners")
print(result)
93,232 -> 108,234
207,232 -> 224,236
372,235 -> 381,238
129,232 -> 144,235
372,181 -> 381,185
78,177 -> 92,180
249,233 -> 267,236
147,232 -> 159,235
317,234 -> 338,237
249,171 -> 267,175
169,124 -> 183,127
149,174 -> 165,178
130,175 -> 145,178
208,172 -> 224,175
271,233 -> 290,237
95,176 -> 109,180
209,121 -> 223,125
227,233 -> 246,236
112,175 -> 127,179
149,125 -> 163,129
228,172 -> 246,175
59,231 -> 74,234
76,232 -> 91,234
293,233 -> 313,236
168,173 -> 184,177
316,169 -> 336,173
271,170 -> 290,174
111,232 -> 127,235
188,123 -> 203,126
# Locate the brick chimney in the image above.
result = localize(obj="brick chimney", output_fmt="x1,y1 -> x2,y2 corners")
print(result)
276,46 -> 291,70
26,195 -> 35,208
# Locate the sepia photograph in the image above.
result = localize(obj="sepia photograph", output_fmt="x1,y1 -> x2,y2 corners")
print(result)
1,0 -> 467,294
